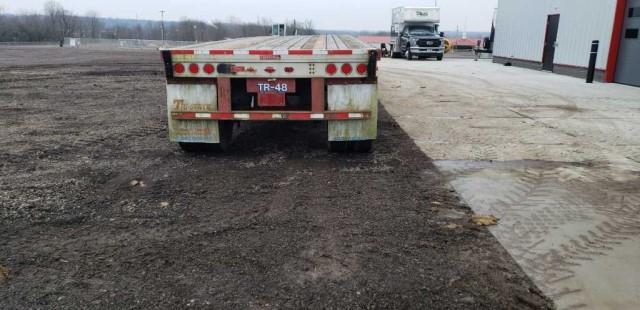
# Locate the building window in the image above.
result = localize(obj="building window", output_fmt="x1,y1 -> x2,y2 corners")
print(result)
630,7 -> 640,17
626,28 -> 639,39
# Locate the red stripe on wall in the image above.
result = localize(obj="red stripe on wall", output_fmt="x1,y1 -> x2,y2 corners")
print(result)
605,0 -> 627,83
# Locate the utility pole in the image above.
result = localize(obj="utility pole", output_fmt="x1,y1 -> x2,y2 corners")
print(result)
136,14 -> 140,41
193,25 -> 198,43
160,10 -> 166,46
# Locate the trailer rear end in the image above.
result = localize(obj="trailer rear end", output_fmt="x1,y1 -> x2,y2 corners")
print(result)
160,35 -> 379,152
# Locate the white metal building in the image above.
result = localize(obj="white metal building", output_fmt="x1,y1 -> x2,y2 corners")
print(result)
493,0 -> 640,86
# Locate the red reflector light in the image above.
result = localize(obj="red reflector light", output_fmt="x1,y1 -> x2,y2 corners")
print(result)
326,64 -> 337,75
341,63 -> 353,75
174,63 -> 185,74
189,63 -> 199,74
284,67 -> 294,73
264,67 -> 276,73
203,64 -> 215,74
357,64 -> 367,75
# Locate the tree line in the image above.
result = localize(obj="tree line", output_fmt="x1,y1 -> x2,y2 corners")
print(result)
0,1 -> 317,43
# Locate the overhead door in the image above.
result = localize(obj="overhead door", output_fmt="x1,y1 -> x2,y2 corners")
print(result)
615,0 -> 640,86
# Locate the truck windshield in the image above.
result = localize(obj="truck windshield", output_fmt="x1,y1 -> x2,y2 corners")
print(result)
408,26 -> 435,36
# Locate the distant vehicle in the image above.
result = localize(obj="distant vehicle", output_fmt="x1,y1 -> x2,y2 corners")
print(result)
160,35 -> 379,153
390,7 -> 445,61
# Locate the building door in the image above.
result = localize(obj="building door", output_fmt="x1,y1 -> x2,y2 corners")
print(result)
615,0 -> 640,86
542,14 -> 560,71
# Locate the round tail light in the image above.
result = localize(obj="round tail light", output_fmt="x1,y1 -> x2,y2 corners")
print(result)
326,64 -> 337,75
341,63 -> 353,75
189,63 -> 199,74
174,63 -> 185,74
356,64 -> 367,75
203,64 -> 215,74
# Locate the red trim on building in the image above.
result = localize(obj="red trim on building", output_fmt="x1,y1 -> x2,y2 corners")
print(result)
606,0 -> 627,83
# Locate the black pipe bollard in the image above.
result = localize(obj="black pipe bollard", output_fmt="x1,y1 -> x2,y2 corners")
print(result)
586,40 -> 599,83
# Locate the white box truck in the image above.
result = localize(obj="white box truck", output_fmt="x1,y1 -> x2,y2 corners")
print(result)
390,7 -> 445,61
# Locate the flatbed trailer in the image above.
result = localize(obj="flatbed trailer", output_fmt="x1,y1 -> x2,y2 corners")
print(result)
160,35 -> 379,152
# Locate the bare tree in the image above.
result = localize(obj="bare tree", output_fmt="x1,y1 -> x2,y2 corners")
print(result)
85,10 -> 102,38
0,8 -> 317,43
301,19 -> 316,35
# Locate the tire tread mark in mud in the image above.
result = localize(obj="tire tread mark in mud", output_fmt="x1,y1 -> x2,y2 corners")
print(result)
440,161 -> 640,310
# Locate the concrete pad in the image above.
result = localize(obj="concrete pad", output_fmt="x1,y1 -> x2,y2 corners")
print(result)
379,58 -> 640,310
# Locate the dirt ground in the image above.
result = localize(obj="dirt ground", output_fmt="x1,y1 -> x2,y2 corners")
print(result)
0,47 -> 552,309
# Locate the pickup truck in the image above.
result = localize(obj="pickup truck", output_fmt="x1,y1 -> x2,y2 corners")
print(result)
160,35 -> 379,152
390,7 -> 445,61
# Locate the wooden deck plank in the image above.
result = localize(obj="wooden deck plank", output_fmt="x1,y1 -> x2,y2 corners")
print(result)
326,35 -> 338,49
340,35 -> 370,49
287,36 -> 312,49
334,35 -> 349,49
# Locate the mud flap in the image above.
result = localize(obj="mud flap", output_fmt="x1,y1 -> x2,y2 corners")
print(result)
166,84 -> 220,143
327,84 -> 378,142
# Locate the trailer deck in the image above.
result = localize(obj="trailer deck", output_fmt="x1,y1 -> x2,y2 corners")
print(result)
169,35 -> 373,52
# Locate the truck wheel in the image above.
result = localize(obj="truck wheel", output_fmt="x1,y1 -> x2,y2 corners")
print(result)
391,52 -> 401,59
405,48 -> 413,61
353,140 -> 373,153
437,55 -> 444,61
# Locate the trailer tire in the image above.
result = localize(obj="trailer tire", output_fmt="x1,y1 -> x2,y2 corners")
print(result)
217,120 -> 234,152
353,140 -> 373,153
328,141 -> 349,153
179,142 -> 209,153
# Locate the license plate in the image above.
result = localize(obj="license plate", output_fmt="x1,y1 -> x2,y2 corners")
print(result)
246,79 -> 296,93
247,79 -> 296,107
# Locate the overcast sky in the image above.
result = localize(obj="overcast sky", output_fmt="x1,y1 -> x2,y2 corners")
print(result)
0,0 -> 498,32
